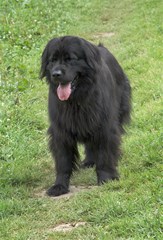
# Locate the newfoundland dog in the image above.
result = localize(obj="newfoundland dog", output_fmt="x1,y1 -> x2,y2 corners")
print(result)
40,36 -> 131,196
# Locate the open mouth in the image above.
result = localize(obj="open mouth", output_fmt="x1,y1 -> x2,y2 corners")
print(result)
57,76 -> 79,101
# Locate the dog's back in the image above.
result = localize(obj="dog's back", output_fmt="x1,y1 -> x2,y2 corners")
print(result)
98,44 -> 131,128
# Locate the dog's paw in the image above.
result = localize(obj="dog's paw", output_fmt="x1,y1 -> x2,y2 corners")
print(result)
97,170 -> 119,185
46,184 -> 69,196
80,159 -> 95,169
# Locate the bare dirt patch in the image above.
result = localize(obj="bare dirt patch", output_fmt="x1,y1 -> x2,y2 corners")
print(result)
93,32 -> 115,39
35,185 -> 95,199
49,222 -> 87,232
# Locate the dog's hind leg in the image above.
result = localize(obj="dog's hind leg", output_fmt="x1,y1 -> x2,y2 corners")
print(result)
95,128 -> 120,184
80,144 -> 95,168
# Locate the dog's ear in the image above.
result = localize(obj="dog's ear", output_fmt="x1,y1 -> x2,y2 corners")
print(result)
40,42 -> 50,79
84,41 -> 101,70
40,38 -> 59,79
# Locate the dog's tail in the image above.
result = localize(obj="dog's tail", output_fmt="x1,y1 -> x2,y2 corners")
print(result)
119,75 -> 132,133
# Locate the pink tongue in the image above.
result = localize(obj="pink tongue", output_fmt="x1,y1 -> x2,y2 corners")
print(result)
57,83 -> 71,101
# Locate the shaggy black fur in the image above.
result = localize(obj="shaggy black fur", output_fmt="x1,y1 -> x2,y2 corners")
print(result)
40,36 -> 131,196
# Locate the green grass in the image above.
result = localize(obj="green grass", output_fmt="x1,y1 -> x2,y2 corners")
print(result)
0,0 -> 162,239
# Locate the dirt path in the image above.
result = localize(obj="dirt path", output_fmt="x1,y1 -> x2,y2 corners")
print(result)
36,185 -> 96,199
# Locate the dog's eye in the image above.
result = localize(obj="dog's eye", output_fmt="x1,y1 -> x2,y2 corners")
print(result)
52,56 -> 58,62
52,58 -> 57,62
72,57 -> 79,61
65,57 -> 71,62
65,56 -> 79,62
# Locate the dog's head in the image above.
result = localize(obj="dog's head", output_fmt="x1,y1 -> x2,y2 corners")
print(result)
40,36 -> 101,101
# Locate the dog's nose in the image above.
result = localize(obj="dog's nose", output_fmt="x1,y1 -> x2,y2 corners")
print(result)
52,70 -> 62,77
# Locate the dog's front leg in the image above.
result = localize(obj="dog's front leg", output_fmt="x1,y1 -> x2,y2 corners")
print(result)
47,132 -> 78,196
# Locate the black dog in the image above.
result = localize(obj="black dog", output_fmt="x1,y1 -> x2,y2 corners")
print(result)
40,36 -> 131,196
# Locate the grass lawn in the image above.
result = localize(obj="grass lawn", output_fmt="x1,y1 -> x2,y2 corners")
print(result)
0,0 -> 162,239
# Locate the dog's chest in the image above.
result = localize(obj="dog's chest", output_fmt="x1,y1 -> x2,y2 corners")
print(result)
59,103 -> 100,141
